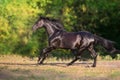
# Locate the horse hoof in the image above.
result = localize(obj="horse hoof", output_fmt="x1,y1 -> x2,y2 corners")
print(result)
91,65 -> 96,67
38,62 -> 43,65
67,63 -> 72,66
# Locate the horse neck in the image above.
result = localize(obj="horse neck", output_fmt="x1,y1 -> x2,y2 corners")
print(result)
51,22 -> 64,30
44,23 -> 58,37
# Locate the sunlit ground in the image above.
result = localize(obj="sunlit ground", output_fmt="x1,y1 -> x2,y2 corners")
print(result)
0,55 -> 120,80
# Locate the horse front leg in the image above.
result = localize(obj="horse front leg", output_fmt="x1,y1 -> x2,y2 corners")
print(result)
38,47 -> 54,64
38,50 -> 42,63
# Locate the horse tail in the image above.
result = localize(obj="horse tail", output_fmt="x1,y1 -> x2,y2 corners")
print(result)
94,35 -> 120,54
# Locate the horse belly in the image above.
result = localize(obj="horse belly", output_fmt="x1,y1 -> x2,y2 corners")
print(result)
60,35 -> 79,49
60,40 -> 75,49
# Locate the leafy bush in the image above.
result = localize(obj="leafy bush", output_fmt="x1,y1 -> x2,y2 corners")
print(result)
0,0 -> 120,59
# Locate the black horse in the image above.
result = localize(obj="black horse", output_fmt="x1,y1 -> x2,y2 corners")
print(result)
32,17 -> 120,67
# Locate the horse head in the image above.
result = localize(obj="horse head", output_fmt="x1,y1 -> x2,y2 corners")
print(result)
32,16 -> 46,31
32,16 -> 65,32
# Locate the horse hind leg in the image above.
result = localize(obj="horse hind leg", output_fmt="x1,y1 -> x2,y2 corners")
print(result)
67,49 -> 84,66
67,56 -> 80,66
88,45 -> 98,67
67,49 -> 79,66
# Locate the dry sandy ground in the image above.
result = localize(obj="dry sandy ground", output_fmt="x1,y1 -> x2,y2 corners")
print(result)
0,55 -> 120,80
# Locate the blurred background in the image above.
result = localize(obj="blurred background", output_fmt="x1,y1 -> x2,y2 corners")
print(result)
0,0 -> 120,60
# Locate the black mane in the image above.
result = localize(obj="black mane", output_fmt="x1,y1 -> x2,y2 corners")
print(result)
40,16 -> 64,30
40,16 -> 60,22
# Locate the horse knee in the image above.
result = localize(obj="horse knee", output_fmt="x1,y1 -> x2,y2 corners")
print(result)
90,52 -> 97,59
94,53 -> 98,58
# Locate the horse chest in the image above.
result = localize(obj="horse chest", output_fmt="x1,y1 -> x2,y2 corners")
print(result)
49,36 -> 61,48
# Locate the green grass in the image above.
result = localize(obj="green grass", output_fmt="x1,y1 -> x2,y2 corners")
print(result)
110,71 -> 120,78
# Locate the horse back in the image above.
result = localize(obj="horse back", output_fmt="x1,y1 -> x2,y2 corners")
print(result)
61,31 -> 95,49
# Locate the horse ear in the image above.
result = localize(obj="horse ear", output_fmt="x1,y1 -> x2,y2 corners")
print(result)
40,16 -> 44,19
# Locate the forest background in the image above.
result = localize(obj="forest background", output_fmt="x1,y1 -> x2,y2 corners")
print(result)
0,0 -> 120,60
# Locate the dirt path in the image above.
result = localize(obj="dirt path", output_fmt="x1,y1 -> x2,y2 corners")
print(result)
0,55 -> 120,80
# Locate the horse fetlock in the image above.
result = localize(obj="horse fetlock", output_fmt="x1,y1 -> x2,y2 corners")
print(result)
91,64 -> 96,67
67,63 -> 72,66
38,61 -> 43,65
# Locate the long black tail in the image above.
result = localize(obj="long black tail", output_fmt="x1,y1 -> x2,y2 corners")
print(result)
94,35 -> 120,54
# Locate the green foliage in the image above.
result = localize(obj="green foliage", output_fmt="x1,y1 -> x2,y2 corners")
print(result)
0,0 -> 39,55
0,0 -> 120,59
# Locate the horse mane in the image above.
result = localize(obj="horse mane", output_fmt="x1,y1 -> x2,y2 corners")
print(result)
39,16 -> 65,30
40,16 -> 60,22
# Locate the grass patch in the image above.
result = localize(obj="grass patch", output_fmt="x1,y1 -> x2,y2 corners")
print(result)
110,71 -> 120,78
